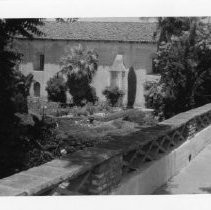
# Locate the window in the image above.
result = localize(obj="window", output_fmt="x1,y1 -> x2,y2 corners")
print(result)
34,54 -> 45,71
40,54 -> 45,70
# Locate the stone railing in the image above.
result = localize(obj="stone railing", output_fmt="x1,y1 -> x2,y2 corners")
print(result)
1,104 -> 211,196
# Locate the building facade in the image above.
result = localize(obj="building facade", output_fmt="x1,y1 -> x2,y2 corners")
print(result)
15,21 -> 158,107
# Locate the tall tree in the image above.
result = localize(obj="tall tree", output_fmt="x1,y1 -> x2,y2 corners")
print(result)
0,19 -> 44,177
0,19 -> 43,123
146,17 -> 211,119
156,17 -> 192,45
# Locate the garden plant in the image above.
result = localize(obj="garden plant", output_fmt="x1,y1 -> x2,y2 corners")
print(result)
145,17 -> 211,120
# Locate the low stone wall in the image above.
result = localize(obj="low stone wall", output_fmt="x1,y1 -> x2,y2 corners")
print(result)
111,124 -> 211,194
1,104 -> 211,196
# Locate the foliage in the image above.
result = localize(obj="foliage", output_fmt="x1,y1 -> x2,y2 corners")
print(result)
13,72 -> 34,113
145,17 -> 211,120
123,109 -> 157,126
144,81 -> 159,110
0,113 -> 61,178
156,17 -> 192,45
22,116 -> 61,168
95,100 -> 112,113
83,102 -> 97,115
28,97 -> 60,116
68,85 -> 98,106
46,74 -> 67,103
60,44 -> 99,106
0,19 -> 44,178
70,106 -> 89,117
0,19 -> 43,123
102,86 -> 124,107
144,81 -> 170,120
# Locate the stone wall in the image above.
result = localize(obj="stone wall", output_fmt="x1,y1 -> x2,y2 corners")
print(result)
1,104 -> 211,196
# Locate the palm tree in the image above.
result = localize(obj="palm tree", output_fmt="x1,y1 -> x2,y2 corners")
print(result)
60,44 -> 99,105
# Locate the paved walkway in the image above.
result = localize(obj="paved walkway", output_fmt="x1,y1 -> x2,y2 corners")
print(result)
154,144 -> 211,194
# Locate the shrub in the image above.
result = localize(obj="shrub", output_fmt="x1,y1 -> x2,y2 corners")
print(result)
12,72 -> 34,114
144,80 -> 160,109
144,80 -> 177,121
0,113 -> 60,178
95,100 -> 112,113
46,75 -> 67,103
70,106 -> 89,117
102,86 -> 124,107
60,44 -> 99,106
70,86 -> 98,106
54,108 -> 70,117
84,102 -> 97,115
85,86 -> 98,104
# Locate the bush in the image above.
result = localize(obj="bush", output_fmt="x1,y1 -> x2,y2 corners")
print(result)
60,45 -> 99,106
70,106 -> 89,117
102,86 -> 124,107
86,86 -> 98,104
84,102 -> 97,115
12,71 -> 34,114
0,113 -> 60,178
144,80 -> 160,109
46,75 -> 67,103
70,85 -> 98,106
95,100 -> 112,113
144,80 -> 176,121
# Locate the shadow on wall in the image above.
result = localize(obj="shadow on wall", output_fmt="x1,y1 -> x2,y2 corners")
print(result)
127,66 -> 137,108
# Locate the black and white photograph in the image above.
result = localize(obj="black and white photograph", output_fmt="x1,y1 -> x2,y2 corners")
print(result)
0,0 -> 211,209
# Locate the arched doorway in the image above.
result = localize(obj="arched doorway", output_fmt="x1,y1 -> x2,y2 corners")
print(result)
34,82 -> 41,97
127,67 -> 137,108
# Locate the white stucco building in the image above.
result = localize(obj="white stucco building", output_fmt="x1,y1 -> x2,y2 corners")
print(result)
15,20 -> 159,107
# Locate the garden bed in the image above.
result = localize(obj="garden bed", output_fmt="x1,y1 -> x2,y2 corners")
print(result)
28,98 -> 157,150
13,98 -> 158,180
50,106 -> 157,154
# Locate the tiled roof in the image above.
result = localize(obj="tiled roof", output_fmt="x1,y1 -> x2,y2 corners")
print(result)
29,21 -> 157,43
